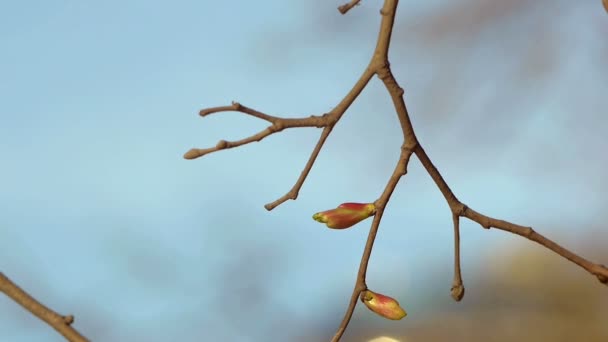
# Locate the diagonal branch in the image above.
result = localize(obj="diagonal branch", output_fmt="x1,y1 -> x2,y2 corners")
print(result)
264,125 -> 333,210
461,206 -> 608,284
0,272 -> 89,342
413,143 -> 608,284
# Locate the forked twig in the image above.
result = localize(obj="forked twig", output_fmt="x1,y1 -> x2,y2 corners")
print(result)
186,66 -> 376,210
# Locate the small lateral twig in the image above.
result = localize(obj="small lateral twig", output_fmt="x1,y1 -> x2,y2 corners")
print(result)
0,272 -> 89,342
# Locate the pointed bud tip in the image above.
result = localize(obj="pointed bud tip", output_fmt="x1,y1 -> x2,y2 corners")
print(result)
312,212 -> 327,223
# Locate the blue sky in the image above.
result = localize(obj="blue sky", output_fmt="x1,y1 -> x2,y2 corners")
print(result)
1,1 -> 607,341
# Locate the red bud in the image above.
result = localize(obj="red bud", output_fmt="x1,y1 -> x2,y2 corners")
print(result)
360,290 -> 406,320
312,203 -> 376,229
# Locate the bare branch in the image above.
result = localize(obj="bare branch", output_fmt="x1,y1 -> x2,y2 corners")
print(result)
184,0 -> 607,341
0,272 -> 89,342
338,0 -> 362,14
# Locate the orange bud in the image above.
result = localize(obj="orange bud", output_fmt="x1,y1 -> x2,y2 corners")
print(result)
312,202 -> 376,229
360,290 -> 407,320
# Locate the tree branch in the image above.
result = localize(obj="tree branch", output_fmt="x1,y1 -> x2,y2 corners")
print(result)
0,272 -> 89,342
185,0 -> 608,341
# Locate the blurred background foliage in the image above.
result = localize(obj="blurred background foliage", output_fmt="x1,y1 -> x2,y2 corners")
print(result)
305,240 -> 608,341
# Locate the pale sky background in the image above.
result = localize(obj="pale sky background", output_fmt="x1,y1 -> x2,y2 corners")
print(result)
1,1 -> 607,341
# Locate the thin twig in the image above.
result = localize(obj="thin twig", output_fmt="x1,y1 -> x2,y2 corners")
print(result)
0,272 -> 89,342
264,126 -> 333,210
451,213 -> 465,301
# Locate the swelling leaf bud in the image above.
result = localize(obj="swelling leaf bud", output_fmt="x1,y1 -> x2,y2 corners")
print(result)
312,203 -> 376,229
360,289 -> 407,320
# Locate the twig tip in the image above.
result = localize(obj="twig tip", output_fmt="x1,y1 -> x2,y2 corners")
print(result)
183,149 -> 201,160
450,284 -> 465,301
